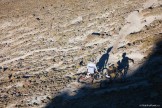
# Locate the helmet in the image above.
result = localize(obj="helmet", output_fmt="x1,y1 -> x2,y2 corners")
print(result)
89,58 -> 95,62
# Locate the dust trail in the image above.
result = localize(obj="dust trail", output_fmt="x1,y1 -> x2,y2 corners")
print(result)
112,7 -> 162,53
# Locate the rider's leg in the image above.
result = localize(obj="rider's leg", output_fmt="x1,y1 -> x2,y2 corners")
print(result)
90,73 -> 94,84
85,72 -> 91,78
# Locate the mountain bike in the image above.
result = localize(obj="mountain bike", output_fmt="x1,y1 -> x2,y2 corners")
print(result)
77,65 -> 123,88
77,72 -> 97,84
77,68 -> 110,84
99,66 -> 124,88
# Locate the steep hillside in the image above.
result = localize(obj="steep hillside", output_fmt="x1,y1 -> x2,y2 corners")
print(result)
0,0 -> 162,107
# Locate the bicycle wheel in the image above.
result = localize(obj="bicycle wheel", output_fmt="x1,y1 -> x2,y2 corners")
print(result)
78,74 -> 90,83
93,73 -> 100,80
102,68 -> 109,78
78,75 -> 84,83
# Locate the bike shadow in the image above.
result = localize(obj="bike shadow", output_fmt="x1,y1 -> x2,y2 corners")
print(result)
117,52 -> 134,80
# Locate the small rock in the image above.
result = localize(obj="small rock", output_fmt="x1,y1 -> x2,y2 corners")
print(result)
36,18 -> 40,21
46,96 -> 51,100
3,66 -> 8,71
33,102 -> 39,105
127,43 -> 131,46
92,32 -> 100,36
148,6 -> 153,9
8,74 -> 12,79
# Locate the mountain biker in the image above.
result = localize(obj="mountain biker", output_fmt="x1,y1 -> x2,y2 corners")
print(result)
86,58 -> 98,79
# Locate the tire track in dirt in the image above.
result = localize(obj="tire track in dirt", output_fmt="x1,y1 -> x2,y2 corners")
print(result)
0,47 -> 80,66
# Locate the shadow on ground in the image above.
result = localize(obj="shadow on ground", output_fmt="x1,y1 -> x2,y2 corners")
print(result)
45,40 -> 162,108
96,46 -> 113,72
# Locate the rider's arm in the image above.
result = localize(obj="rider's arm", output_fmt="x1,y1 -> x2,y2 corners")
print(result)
87,63 -> 90,69
87,64 -> 89,73
129,58 -> 134,63
94,65 -> 98,73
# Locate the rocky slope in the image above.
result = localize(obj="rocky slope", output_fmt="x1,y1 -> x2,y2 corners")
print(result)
0,0 -> 162,107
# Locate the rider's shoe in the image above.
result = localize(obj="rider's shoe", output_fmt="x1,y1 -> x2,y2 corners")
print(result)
85,75 -> 91,78
106,74 -> 110,78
